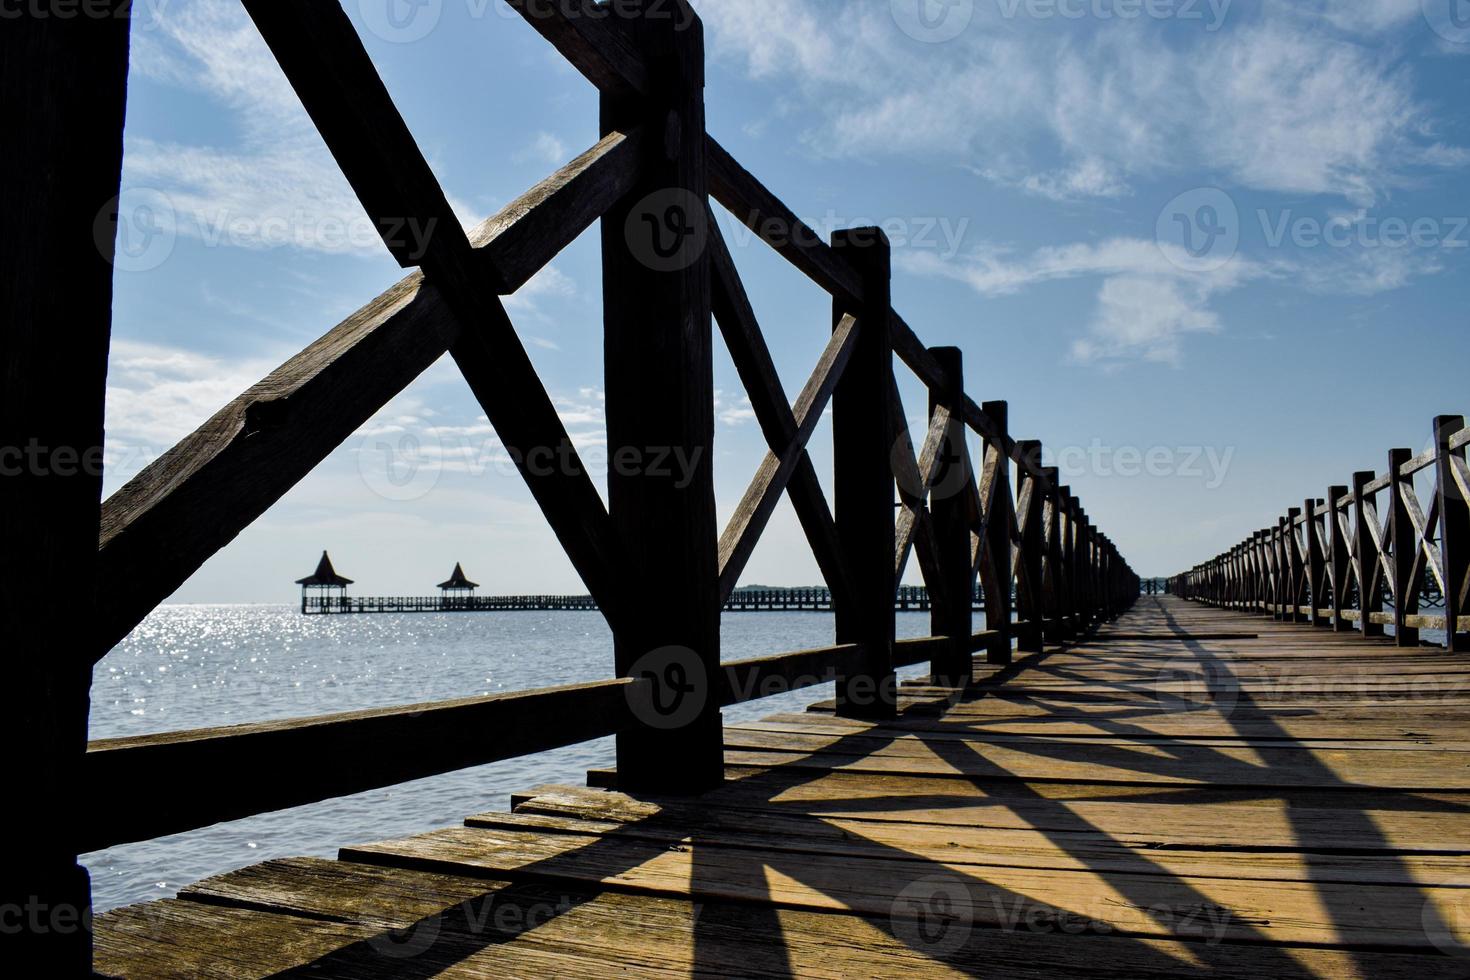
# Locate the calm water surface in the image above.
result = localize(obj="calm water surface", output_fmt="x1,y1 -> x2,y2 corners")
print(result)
86,606 -> 939,911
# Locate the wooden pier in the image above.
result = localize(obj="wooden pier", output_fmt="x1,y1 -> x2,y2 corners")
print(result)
93,596 -> 1470,977
8,1 -> 1467,976
300,585 -> 971,615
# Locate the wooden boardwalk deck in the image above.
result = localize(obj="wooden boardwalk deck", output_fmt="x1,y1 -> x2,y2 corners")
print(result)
94,596 -> 1470,978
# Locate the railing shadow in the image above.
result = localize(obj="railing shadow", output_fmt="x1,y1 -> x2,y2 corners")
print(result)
265,596 -> 1463,977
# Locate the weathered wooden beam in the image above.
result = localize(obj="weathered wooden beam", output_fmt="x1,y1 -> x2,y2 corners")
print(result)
1435,416 -> 1470,650
1014,441 -> 1046,652
240,0 -> 632,628
477,128 -> 648,292
98,276 -> 455,655
888,311 -> 947,391
831,227 -> 897,720
1388,448 -> 1420,646
97,134 -> 639,656
82,678 -> 647,854
717,315 -> 858,602
927,347 -> 974,686
720,644 -> 863,705
505,0 -> 653,98
1041,466 -> 1068,642
1,7 -> 132,971
709,217 -> 854,608
601,5 -> 722,791
978,401 -> 1015,663
239,0 -> 470,269
889,377 -> 950,610
1305,497 -> 1327,628
707,137 -> 866,307
1327,485 -> 1350,632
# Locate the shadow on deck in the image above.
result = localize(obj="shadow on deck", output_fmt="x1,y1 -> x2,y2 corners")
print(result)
95,596 -> 1470,978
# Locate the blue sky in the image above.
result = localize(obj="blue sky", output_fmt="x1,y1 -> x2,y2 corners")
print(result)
106,0 -> 1470,602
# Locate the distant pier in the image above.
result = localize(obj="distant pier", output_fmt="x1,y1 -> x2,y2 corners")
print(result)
301,585 -> 973,615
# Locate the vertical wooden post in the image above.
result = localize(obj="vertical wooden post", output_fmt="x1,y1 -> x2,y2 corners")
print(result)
1069,496 -> 1086,627
1262,528 -> 1276,616
1327,486 -> 1349,631
1056,484 -> 1077,638
1354,471 -> 1386,638
1272,518 -> 1287,620
981,401 -> 1014,664
1265,526 -> 1276,615
600,2 -> 722,791
832,227 -> 896,719
1245,533 -> 1258,611
1,6 -> 132,974
1084,521 -> 1099,624
1015,442 -> 1045,652
1435,416 -> 1469,651
1041,467 -> 1067,644
928,347 -> 972,686
1285,509 -> 1304,622
1306,498 -> 1326,627
1388,448 -> 1419,647
1259,530 -> 1273,613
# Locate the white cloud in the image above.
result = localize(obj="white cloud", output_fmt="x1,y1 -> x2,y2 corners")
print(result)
1309,0 -> 1422,34
517,131 -> 568,165
103,339 -> 280,482
503,264 -> 577,315
126,1 -> 376,253
1071,275 -> 1221,367
698,2 -> 1461,207
902,237 -> 1270,367
126,0 -> 482,255
715,390 -> 758,427
1020,159 -> 1132,202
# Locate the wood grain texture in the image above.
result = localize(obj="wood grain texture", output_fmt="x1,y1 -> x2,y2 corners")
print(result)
94,597 -> 1470,976
82,678 -> 646,853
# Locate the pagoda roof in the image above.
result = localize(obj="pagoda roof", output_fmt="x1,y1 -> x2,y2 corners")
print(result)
437,562 -> 481,591
295,551 -> 353,587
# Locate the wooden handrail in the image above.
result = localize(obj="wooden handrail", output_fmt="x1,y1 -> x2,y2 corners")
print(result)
11,7 -> 1142,960
1174,415 -> 1468,651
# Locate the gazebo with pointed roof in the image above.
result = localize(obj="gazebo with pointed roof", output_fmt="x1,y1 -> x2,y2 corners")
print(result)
295,551 -> 353,611
437,562 -> 480,596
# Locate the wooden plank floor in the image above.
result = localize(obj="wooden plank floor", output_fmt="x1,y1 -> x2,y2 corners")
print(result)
95,597 -> 1470,977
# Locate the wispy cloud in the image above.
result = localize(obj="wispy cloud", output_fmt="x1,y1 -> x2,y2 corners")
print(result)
902,237 -> 1272,368
517,131 -> 568,166
698,2 -> 1462,207
103,339 -> 280,485
127,0 -> 479,255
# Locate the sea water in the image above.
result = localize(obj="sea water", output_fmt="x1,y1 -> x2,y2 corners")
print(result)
85,606 -> 942,911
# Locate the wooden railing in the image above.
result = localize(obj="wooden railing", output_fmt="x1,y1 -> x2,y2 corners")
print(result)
5,3 -> 1137,968
300,584 -> 976,614
1170,415 -> 1469,650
